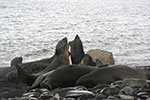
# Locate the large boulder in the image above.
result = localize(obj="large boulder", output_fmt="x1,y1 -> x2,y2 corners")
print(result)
87,49 -> 115,65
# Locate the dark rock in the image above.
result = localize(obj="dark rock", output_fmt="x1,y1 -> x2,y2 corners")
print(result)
66,90 -> 95,100
119,95 -> 134,100
51,86 -> 86,97
93,94 -> 107,100
137,92 -> 149,99
120,86 -> 134,95
39,92 -> 53,100
121,79 -> 149,88
100,86 -> 120,96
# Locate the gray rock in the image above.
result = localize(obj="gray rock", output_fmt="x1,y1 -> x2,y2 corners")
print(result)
93,94 -> 107,100
119,95 -> 134,100
146,98 -> 150,100
23,92 -> 40,98
101,86 -> 120,96
51,86 -> 86,97
40,92 -> 53,100
66,90 -> 95,99
29,97 -> 38,100
137,92 -> 149,99
100,87 -> 112,96
122,79 -> 149,88
87,49 -> 115,65
120,86 -> 134,95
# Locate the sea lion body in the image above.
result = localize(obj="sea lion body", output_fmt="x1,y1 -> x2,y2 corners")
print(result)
34,37 -> 70,76
69,35 -> 85,64
6,37 -> 70,87
76,65 -> 147,88
81,54 -> 96,66
41,65 -> 97,90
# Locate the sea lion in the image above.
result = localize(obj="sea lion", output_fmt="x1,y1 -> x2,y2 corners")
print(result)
10,57 -> 23,66
41,65 -> 97,90
7,37 -> 70,86
81,54 -> 96,66
76,65 -> 147,88
34,37 -> 70,76
69,35 -> 85,64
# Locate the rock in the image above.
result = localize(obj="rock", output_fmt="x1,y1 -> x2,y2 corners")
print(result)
39,92 -> 53,100
66,90 -> 95,99
137,92 -> 149,99
146,98 -> 150,100
120,86 -> 134,95
51,86 -> 86,97
87,49 -> 115,65
100,87 -> 111,96
23,92 -> 40,98
64,98 -> 76,100
122,79 -> 149,88
119,95 -> 134,100
100,86 -> 120,96
29,97 -> 38,100
107,96 -> 121,100
93,94 -> 107,100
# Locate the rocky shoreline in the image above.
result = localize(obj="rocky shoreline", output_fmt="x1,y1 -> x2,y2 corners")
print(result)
1,78 -> 150,100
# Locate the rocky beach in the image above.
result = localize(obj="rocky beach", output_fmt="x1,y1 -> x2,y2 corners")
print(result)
0,0 -> 150,100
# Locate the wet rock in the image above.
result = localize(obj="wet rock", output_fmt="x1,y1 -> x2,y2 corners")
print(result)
100,86 -> 120,96
39,92 -> 53,100
29,97 -> 38,100
107,96 -> 121,100
100,87 -> 111,96
64,98 -> 76,100
93,94 -> 107,100
22,92 -> 40,98
146,98 -> 150,100
87,49 -> 115,65
20,97 -> 30,100
122,79 -> 149,88
120,86 -> 134,95
89,83 -> 109,93
66,90 -> 95,99
119,95 -> 134,100
51,86 -> 86,97
137,92 -> 149,99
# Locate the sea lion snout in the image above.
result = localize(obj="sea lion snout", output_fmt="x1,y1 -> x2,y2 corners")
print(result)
62,37 -> 68,43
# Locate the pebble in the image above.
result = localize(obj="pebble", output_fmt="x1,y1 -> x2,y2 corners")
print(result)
39,92 -> 53,99
93,94 -> 107,100
119,95 -> 134,100
66,90 -> 95,99
120,86 -> 134,95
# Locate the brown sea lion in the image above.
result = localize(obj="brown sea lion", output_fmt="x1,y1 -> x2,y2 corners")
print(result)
69,35 -> 85,64
76,65 -> 147,88
41,65 -> 97,90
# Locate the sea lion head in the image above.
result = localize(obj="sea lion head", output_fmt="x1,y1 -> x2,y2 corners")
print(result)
55,37 -> 70,64
11,57 -> 23,66
69,35 -> 85,64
